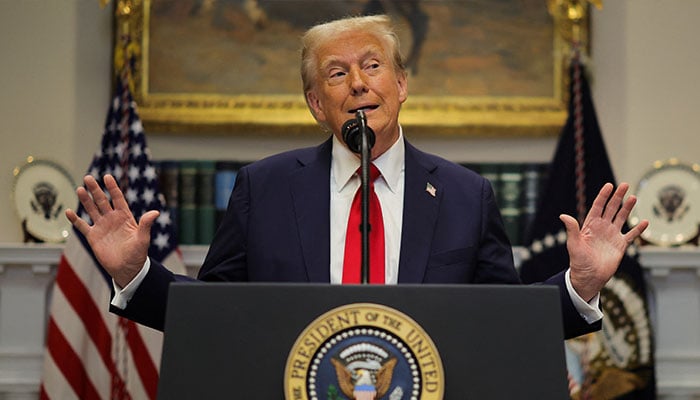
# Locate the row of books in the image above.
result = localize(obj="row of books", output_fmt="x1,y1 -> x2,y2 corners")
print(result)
155,160 -> 251,245
154,160 -> 550,246
461,162 -> 550,246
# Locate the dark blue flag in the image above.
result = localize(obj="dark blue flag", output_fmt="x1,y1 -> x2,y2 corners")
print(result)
519,55 -> 656,399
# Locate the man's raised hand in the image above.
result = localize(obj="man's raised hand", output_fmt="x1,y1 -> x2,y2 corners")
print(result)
65,174 -> 157,287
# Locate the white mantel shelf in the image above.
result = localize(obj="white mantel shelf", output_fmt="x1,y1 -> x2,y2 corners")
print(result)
639,246 -> 700,274
1,243 -> 699,399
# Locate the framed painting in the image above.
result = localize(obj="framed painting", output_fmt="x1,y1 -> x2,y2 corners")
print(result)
116,0 -> 590,136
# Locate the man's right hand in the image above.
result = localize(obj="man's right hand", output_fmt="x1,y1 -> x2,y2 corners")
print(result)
65,174 -> 157,288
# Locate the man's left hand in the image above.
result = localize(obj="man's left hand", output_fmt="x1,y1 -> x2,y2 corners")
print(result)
561,183 -> 649,302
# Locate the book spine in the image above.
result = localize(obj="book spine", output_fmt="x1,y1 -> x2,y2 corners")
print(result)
521,163 -> 543,243
499,163 -> 523,246
196,160 -> 216,245
178,160 -> 199,245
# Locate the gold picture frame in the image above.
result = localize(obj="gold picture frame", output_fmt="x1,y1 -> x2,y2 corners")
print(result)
115,0 -> 590,137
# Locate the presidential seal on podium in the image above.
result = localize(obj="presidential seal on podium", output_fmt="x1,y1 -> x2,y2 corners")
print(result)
284,303 -> 444,400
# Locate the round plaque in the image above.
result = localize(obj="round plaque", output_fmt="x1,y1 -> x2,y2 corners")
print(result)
628,159 -> 700,246
12,157 -> 77,242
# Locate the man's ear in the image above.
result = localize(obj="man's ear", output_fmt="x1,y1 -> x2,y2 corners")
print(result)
397,71 -> 408,104
305,90 -> 326,122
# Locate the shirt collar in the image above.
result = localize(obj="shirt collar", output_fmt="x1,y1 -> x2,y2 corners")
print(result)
331,126 -> 405,193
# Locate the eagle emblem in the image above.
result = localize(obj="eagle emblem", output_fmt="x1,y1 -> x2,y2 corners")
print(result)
653,184 -> 689,222
331,356 -> 397,400
31,181 -> 63,220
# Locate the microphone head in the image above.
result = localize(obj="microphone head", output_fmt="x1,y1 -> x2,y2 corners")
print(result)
341,114 -> 376,154
341,118 -> 361,153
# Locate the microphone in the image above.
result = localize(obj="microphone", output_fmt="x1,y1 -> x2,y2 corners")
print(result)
341,109 -> 376,284
341,110 -> 375,153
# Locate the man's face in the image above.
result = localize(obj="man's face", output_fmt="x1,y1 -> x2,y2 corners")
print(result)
305,31 -> 408,159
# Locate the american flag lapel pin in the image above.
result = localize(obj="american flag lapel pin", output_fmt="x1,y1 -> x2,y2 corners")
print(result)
426,182 -> 436,197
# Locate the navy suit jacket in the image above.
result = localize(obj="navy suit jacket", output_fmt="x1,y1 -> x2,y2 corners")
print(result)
113,138 -> 600,338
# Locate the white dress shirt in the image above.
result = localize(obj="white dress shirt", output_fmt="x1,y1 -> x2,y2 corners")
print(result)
329,130 -> 405,284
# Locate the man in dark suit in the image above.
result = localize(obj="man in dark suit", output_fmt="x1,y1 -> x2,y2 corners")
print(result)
67,15 -> 648,339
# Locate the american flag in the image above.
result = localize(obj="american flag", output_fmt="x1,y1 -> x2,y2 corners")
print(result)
39,78 -> 185,399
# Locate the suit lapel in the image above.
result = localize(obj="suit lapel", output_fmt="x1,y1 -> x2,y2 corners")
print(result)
398,142 -> 441,283
290,139 -> 332,283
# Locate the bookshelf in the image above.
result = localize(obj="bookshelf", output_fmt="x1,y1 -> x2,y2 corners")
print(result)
155,159 -> 550,246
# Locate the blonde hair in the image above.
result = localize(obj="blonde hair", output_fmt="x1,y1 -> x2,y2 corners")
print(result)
300,14 -> 405,93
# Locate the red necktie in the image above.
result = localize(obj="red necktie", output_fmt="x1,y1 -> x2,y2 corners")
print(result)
342,164 -> 385,284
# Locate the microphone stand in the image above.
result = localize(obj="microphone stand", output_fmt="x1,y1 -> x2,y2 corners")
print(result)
357,110 -> 371,284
